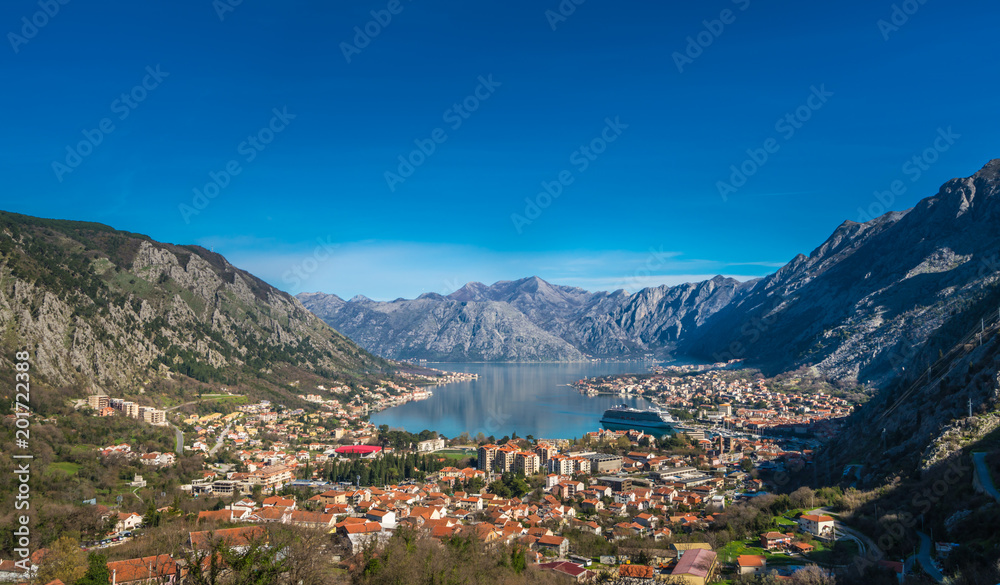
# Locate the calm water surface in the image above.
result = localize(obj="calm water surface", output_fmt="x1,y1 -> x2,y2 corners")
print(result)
370,362 -> 656,440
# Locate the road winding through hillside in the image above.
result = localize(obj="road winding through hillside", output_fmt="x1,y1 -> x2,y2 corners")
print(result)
972,452 -> 1000,502
915,531 -> 944,583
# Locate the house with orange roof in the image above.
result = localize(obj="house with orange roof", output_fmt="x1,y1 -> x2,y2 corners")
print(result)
197,509 -> 247,524
571,519 -> 601,535
261,496 -> 296,509
633,513 -> 658,528
366,509 -> 397,529
107,554 -> 178,584
760,531 -> 792,550
334,520 -> 387,554
737,554 -> 766,575
312,490 -> 348,506
535,534 -> 568,557
115,512 -> 143,533
798,513 -> 835,537
290,510 -> 335,529
189,526 -> 266,551
248,507 -> 291,523
429,522 -> 461,540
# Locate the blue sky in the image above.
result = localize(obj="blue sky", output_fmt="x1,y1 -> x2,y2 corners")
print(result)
2,0 -> 998,300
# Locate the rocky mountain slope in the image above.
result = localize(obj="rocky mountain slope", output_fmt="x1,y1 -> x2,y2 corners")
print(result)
297,290 -> 586,362
684,160 -> 1000,386
302,161 -> 1000,386
0,212 -> 394,397
299,275 -> 751,362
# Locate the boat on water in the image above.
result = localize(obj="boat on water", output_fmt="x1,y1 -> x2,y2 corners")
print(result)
600,404 -> 675,434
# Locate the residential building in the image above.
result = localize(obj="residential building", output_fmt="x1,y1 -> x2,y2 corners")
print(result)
417,438 -> 446,452
547,455 -> 574,476
584,454 -> 623,474
670,548 -> 717,585
798,514 -> 835,537
514,452 -> 540,475
107,554 -> 178,585
535,443 -> 557,465
477,445 -> 498,472
737,555 -> 766,575
115,512 -> 143,533
87,394 -> 109,411
536,535 -> 568,557
760,531 -> 792,550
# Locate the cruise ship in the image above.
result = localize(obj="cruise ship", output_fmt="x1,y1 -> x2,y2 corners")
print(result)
600,404 -> 676,434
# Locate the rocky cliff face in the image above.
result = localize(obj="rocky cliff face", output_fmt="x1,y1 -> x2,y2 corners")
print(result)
299,275 -> 750,362
685,160 -> 1000,386
297,290 -> 586,362
0,212 -> 392,395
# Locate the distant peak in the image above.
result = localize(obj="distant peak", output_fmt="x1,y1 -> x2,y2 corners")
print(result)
348,294 -> 372,303
515,275 -> 549,289
447,281 -> 489,301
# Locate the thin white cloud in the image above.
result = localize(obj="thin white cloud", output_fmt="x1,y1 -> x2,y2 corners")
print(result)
212,240 -> 778,300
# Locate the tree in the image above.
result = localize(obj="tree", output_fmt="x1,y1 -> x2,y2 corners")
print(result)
143,498 -> 162,528
75,552 -> 111,585
788,565 -> 836,585
789,486 -> 816,509
490,479 -> 513,499
34,536 -> 87,585
740,458 -> 755,473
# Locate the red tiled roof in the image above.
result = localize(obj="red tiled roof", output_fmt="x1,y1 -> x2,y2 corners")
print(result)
737,555 -> 765,567
106,554 -> 177,583
539,561 -> 590,578
189,526 -> 265,550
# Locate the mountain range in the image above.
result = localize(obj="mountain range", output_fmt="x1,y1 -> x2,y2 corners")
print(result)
300,160 -> 1000,389
0,212 -> 396,403
298,275 -> 750,363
